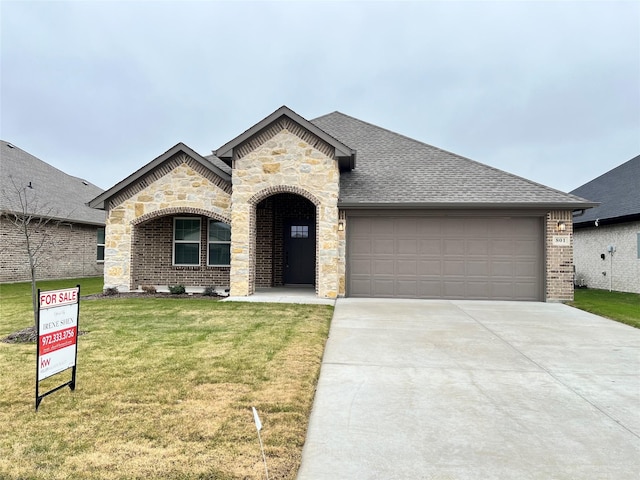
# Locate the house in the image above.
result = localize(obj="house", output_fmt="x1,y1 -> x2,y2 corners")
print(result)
88,106 -> 595,302
570,155 -> 640,294
0,141 -> 106,283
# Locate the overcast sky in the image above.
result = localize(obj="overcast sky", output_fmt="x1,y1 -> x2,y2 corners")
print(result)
2,0 -> 638,195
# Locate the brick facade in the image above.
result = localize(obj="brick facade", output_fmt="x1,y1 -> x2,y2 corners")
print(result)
573,220 -> 640,294
131,214 -> 230,290
545,210 -> 574,301
0,216 -> 103,283
104,154 -> 232,292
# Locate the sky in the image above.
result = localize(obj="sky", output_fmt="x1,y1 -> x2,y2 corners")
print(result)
1,0 -> 639,195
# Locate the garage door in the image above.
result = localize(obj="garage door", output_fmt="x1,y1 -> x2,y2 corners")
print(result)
347,215 -> 543,301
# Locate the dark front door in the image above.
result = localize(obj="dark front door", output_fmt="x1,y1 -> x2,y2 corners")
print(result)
284,220 -> 315,285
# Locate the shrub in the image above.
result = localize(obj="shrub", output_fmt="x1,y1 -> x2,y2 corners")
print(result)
168,285 -> 186,295
103,287 -> 119,296
203,286 -> 217,297
141,285 -> 157,294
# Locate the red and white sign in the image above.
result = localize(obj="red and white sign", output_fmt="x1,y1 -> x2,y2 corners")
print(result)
38,288 -> 79,381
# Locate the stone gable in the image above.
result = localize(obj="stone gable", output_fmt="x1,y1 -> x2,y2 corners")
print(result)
229,128 -> 341,298
104,155 -> 231,291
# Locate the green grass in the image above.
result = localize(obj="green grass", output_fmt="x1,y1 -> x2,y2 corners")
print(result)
0,277 -> 104,333
570,288 -> 640,329
0,279 -> 333,479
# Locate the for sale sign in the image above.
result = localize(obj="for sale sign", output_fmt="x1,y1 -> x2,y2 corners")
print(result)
36,286 -> 80,410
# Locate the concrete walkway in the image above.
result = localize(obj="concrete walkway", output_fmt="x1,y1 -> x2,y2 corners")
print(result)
222,287 -> 335,305
298,298 -> 640,480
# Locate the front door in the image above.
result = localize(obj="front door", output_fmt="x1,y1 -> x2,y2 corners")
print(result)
284,220 -> 315,285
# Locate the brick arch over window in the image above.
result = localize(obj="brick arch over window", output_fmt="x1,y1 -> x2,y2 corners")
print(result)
248,185 -> 321,208
131,207 -> 231,226
130,206 -> 231,291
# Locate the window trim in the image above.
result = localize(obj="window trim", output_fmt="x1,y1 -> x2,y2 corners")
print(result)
207,220 -> 231,266
173,217 -> 201,266
96,227 -> 105,263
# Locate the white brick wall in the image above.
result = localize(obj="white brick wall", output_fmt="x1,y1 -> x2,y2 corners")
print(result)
573,220 -> 640,294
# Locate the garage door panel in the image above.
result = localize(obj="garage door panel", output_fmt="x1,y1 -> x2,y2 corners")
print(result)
467,281 -> 491,298
350,277 -> 372,296
420,239 -> 442,254
491,282 -> 515,299
351,259 -> 372,275
373,279 -> 394,296
396,280 -> 418,297
371,218 -> 395,235
373,239 -> 394,254
444,239 -> 465,255
395,218 -> 418,235
351,237 -> 372,254
373,259 -> 394,275
492,260 -> 514,276
515,239 -> 539,255
418,259 -> 442,275
467,239 -> 490,255
467,260 -> 490,276
418,280 -> 442,297
348,214 -> 542,301
397,260 -> 418,275
443,280 -> 466,298
491,239 -> 514,255
443,260 -> 465,275
397,239 -> 418,254
515,260 -> 538,277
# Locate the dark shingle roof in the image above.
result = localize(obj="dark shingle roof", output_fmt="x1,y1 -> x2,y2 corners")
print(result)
570,155 -> 640,226
89,142 -> 231,210
1,141 -> 105,225
311,112 -> 595,209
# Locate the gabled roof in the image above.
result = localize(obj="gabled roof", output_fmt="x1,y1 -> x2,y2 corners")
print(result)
0,140 -> 105,225
311,112 -> 597,209
89,142 -> 231,210
570,155 -> 640,227
215,106 -> 356,171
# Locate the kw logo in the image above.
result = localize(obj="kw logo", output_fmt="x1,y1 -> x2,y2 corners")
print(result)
40,357 -> 51,368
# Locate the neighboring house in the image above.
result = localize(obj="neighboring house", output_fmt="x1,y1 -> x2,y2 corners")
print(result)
89,106 -> 595,302
0,141 -> 106,283
570,155 -> 640,294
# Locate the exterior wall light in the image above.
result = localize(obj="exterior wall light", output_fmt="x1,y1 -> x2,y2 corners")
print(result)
556,221 -> 567,232
338,220 -> 345,232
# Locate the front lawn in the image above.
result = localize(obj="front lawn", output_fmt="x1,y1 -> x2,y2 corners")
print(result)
0,279 -> 333,479
570,288 -> 640,329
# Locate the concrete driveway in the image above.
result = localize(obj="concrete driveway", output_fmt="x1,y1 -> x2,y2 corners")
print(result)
297,299 -> 640,480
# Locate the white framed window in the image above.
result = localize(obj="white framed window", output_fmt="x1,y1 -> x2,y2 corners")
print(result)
97,227 -> 105,262
173,217 -> 201,265
208,220 -> 231,266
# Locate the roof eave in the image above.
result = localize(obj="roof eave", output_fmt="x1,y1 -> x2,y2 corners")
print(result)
574,212 -> 640,228
337,201 -> 600,210
214,106 -> 356,171
88,143 -> 230,210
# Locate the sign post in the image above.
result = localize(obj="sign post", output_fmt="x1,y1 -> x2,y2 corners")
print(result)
36,286 -> 80,411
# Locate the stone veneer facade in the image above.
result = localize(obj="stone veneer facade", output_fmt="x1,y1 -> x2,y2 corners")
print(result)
229,125 -> 340,298
104,154 -> 231,291
100,129 -> 576,302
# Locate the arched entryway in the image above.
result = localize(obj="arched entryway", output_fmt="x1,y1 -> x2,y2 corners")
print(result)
255,193 -> 317,288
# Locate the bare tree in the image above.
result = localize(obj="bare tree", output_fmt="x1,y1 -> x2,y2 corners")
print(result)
1,176 -> 64,328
